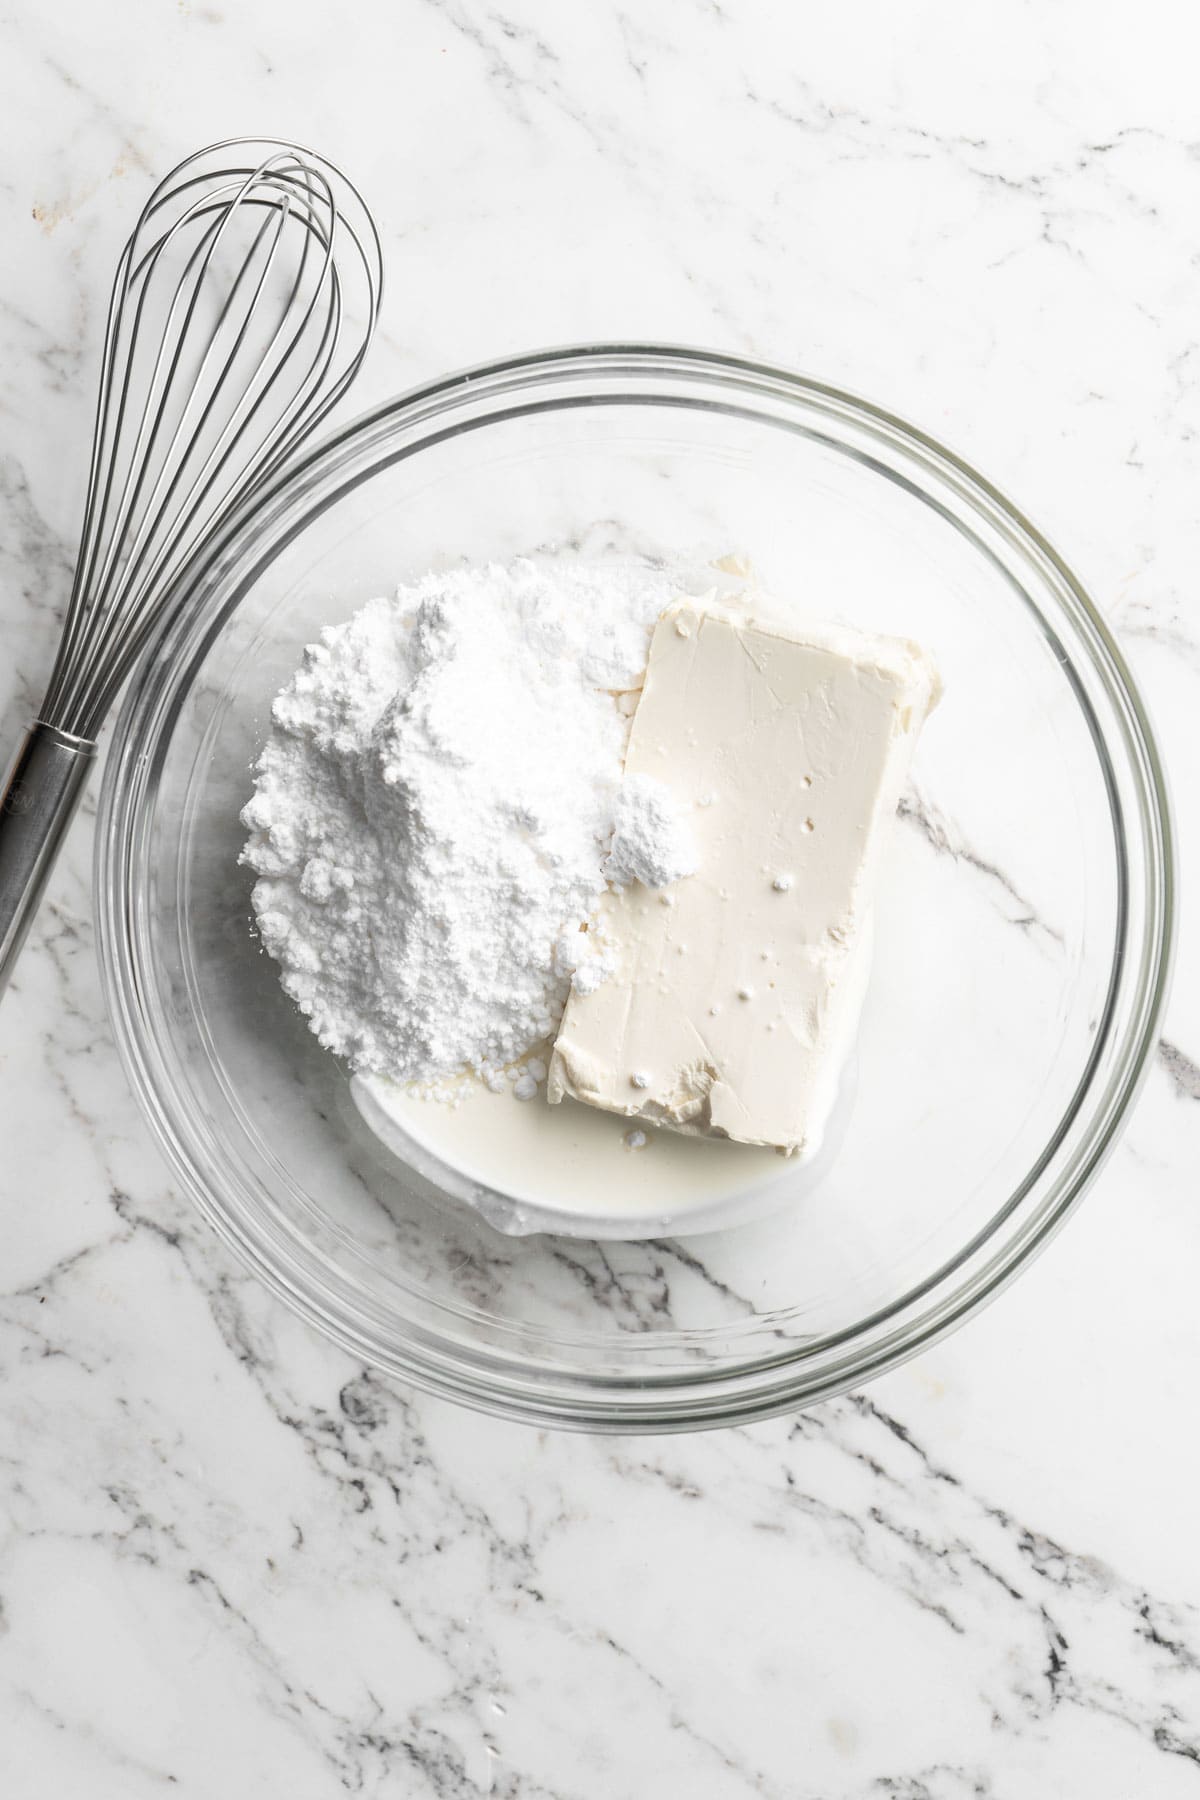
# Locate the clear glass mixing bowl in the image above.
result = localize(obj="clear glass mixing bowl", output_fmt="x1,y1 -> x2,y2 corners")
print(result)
95,346 -> 1174,1430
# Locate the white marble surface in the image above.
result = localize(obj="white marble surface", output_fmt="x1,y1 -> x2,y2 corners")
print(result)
2,3 -> 1199,1794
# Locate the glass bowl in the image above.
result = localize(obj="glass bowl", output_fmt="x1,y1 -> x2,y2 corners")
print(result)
95,345 -> 1174,1431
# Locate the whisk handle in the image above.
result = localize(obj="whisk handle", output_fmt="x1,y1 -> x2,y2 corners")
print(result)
0,724 -> 96,999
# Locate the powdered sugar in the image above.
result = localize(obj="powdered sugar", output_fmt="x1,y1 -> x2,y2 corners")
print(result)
606,773 -> 698,889
241,558 -> 699,1084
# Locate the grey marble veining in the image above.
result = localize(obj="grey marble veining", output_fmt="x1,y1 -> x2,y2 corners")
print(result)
2,3 -> 1199,1795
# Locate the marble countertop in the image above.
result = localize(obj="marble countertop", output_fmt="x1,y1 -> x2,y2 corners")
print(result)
2,3 -> 1199,1794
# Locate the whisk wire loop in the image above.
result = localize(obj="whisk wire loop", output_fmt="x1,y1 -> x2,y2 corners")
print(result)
40,139 -> 382,740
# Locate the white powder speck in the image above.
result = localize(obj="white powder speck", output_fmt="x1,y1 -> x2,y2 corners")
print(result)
241,558 -> 702,1084
569,960 -> 608,998
625,1129 -> 648,1149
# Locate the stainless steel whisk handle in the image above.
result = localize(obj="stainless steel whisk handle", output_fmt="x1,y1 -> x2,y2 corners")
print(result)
0,724 -> 97,997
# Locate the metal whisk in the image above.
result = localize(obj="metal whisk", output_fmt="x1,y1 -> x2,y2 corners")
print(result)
0,138 -> 383,996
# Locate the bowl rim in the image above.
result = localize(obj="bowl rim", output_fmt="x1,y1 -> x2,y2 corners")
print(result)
95,341 -> 1177,1431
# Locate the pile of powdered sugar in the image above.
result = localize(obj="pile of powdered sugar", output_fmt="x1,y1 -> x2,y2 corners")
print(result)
241,557 -> 700,1088
606,773 -> 699,892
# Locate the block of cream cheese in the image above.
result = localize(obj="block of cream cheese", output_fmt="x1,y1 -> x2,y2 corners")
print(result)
547,601 -> 941,1155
